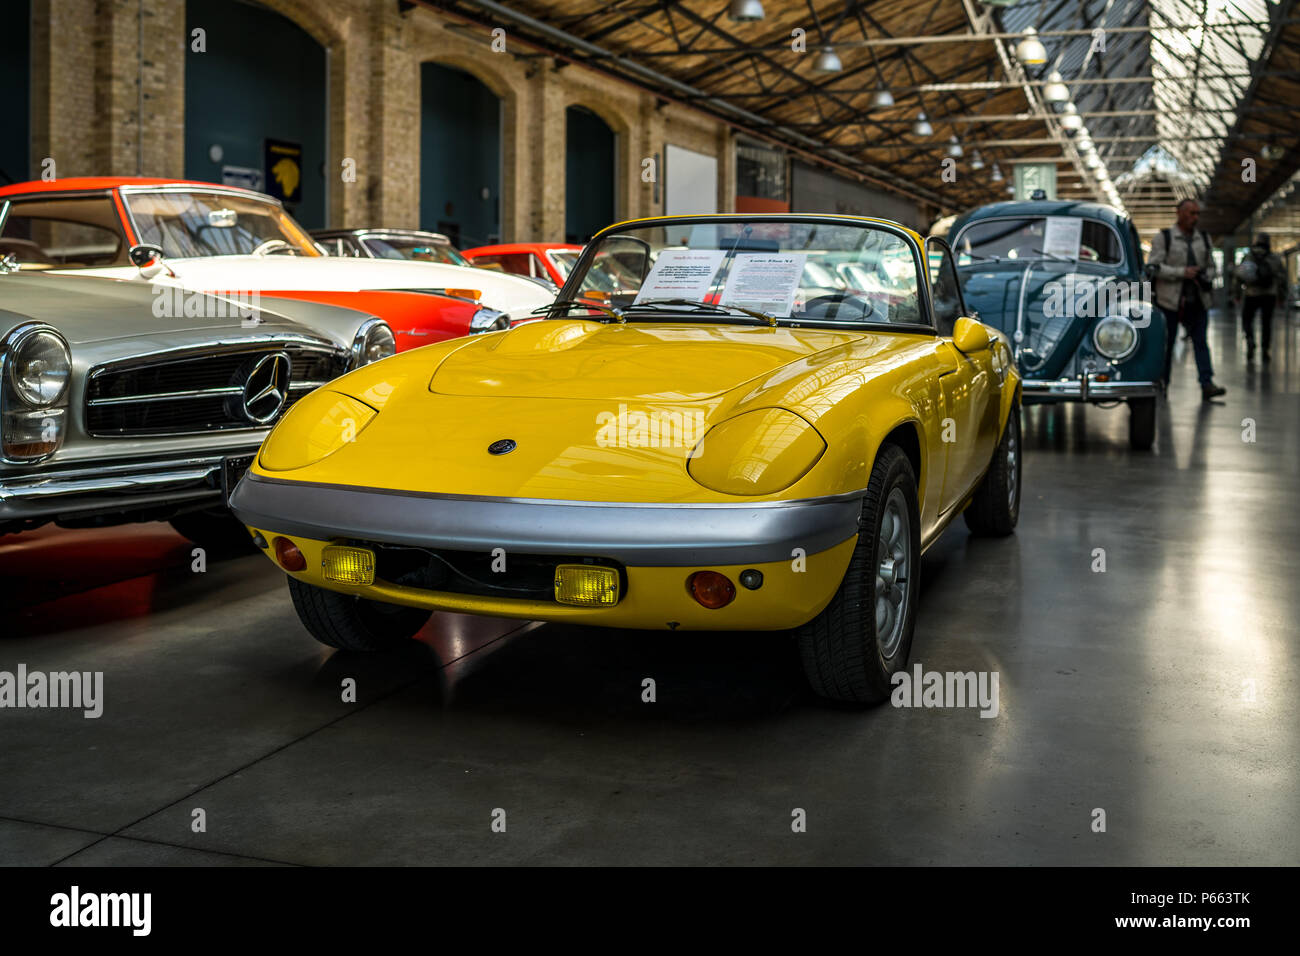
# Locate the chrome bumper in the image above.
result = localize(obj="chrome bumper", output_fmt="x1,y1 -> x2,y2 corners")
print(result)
1022,376 -> 1159,403
230,472 -> 862,566
0,452 -> 257,522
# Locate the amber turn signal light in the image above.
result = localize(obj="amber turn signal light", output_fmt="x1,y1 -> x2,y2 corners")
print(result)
444,288 -> 482,301
273,536 -> 307,572
687,570 -> 736,609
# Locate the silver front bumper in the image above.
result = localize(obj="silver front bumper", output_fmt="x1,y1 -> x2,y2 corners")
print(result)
230,472 -> 863,567
0,451 -> 258,523
1022,375 -> 1159,403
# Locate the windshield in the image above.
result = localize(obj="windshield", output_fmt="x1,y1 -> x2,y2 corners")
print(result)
556,218 -> 924,326
362,235 -> 468,266
547,249 -> 580,280
124,190 -> 321,258
953,216 -> 1123,266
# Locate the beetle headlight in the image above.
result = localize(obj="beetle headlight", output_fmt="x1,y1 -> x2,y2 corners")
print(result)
3,324 -> 71,462
350,319 -> 396,369
687,408 -> 826,496
1093,316 -> 1138,361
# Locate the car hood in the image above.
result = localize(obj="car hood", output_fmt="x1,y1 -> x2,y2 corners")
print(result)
261,318 -> 881,502
959,263 -> 1114,377
428,318 -> 870,402
53,255 -> 555,319
0,272 -> 329,347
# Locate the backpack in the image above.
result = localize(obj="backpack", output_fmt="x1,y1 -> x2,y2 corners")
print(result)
1234,259 -> 1258,284
1254,252 -> 1275,287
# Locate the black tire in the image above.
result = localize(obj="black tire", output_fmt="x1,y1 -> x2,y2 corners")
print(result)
795,444 -> 921,704
964,405 -> 1021,537
169,509 -> 257,555
287,576 -> 431,651
1128,396 -> 1156,450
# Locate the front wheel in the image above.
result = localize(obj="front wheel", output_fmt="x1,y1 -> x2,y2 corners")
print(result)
1128,396 -> 1156,450
795,444 -> 920,704
964,405 -> 1021,537
287,577 -> 432,651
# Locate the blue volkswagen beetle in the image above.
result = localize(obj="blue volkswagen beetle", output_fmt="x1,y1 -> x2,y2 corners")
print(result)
948,201 -> 1166,449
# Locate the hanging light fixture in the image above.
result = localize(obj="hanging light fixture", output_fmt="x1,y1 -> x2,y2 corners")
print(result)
970,150 -> 986,171
1043,71 -> 1070,104
990,164 -> 1004,183
1085,153 -> 1101,169
1015,28 -> 1048,66
946,135 -> 964,158
728,0 -> 765,21
869,82 -> 895,109
1059,103 -> 1083,132
813,45 -> 843,74
913,111 -> 933,136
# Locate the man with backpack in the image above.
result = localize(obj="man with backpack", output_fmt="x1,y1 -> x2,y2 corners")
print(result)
1232,233 -> 1285,363
1148,199 -> 1226,401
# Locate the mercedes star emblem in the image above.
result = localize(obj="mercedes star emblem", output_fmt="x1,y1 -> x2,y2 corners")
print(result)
242,352 -> 292,424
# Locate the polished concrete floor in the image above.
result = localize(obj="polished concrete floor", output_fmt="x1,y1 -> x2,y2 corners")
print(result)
2,309 -> 1296,866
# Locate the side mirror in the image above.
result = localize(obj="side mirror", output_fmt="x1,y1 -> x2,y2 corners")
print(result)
128,243 -> 169,279
952,316 -> 990,354
128,243 -> 164,267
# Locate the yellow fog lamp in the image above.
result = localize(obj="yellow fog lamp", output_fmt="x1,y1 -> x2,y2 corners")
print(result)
322,545 -> 376,585
554,564 -> 619,607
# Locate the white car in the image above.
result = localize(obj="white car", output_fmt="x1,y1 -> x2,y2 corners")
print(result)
0,178 -> 555,350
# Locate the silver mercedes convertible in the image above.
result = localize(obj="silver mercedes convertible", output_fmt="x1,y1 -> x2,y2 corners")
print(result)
0,264 -> 395,551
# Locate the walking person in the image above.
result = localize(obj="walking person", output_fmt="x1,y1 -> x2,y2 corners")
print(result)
1232,233 -> 1285,363
1148,199 -> 1226,401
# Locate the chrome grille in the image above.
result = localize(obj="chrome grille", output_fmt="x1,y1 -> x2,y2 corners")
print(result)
85,343 -> 346,437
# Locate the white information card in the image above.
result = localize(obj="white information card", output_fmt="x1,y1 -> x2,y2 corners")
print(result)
1041,216 -> 1083,260
633,249 -> 727,304
720,253 -> 807,316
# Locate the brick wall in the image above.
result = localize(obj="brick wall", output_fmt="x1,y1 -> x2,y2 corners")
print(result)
27,0 -> 739,239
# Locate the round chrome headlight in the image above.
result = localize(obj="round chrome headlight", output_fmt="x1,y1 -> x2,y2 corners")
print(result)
351,319 -> 396,368
9,329 -> 71,406
1093,316 -> 1138,361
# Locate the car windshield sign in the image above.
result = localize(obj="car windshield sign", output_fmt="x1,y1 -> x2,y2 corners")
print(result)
954,216 -> 1122,266
554,218 -> 923,327
124,190 -> 321,259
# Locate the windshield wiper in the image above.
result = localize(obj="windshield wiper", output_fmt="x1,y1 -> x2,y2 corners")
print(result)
623,298 -> 777,327
531,298 -> 626,322
1029,248 -> 1077,263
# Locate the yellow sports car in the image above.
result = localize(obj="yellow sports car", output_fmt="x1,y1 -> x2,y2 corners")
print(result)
231,214 -> 1022,703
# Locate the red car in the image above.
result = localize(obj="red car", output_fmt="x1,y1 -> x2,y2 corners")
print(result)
462,241 -> 650,302
461,242 -> 581,288
0,178 -> 555,351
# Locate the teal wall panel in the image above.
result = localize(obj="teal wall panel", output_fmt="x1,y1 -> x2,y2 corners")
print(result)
420,63 -> 500,247
184,0 -> 327,227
